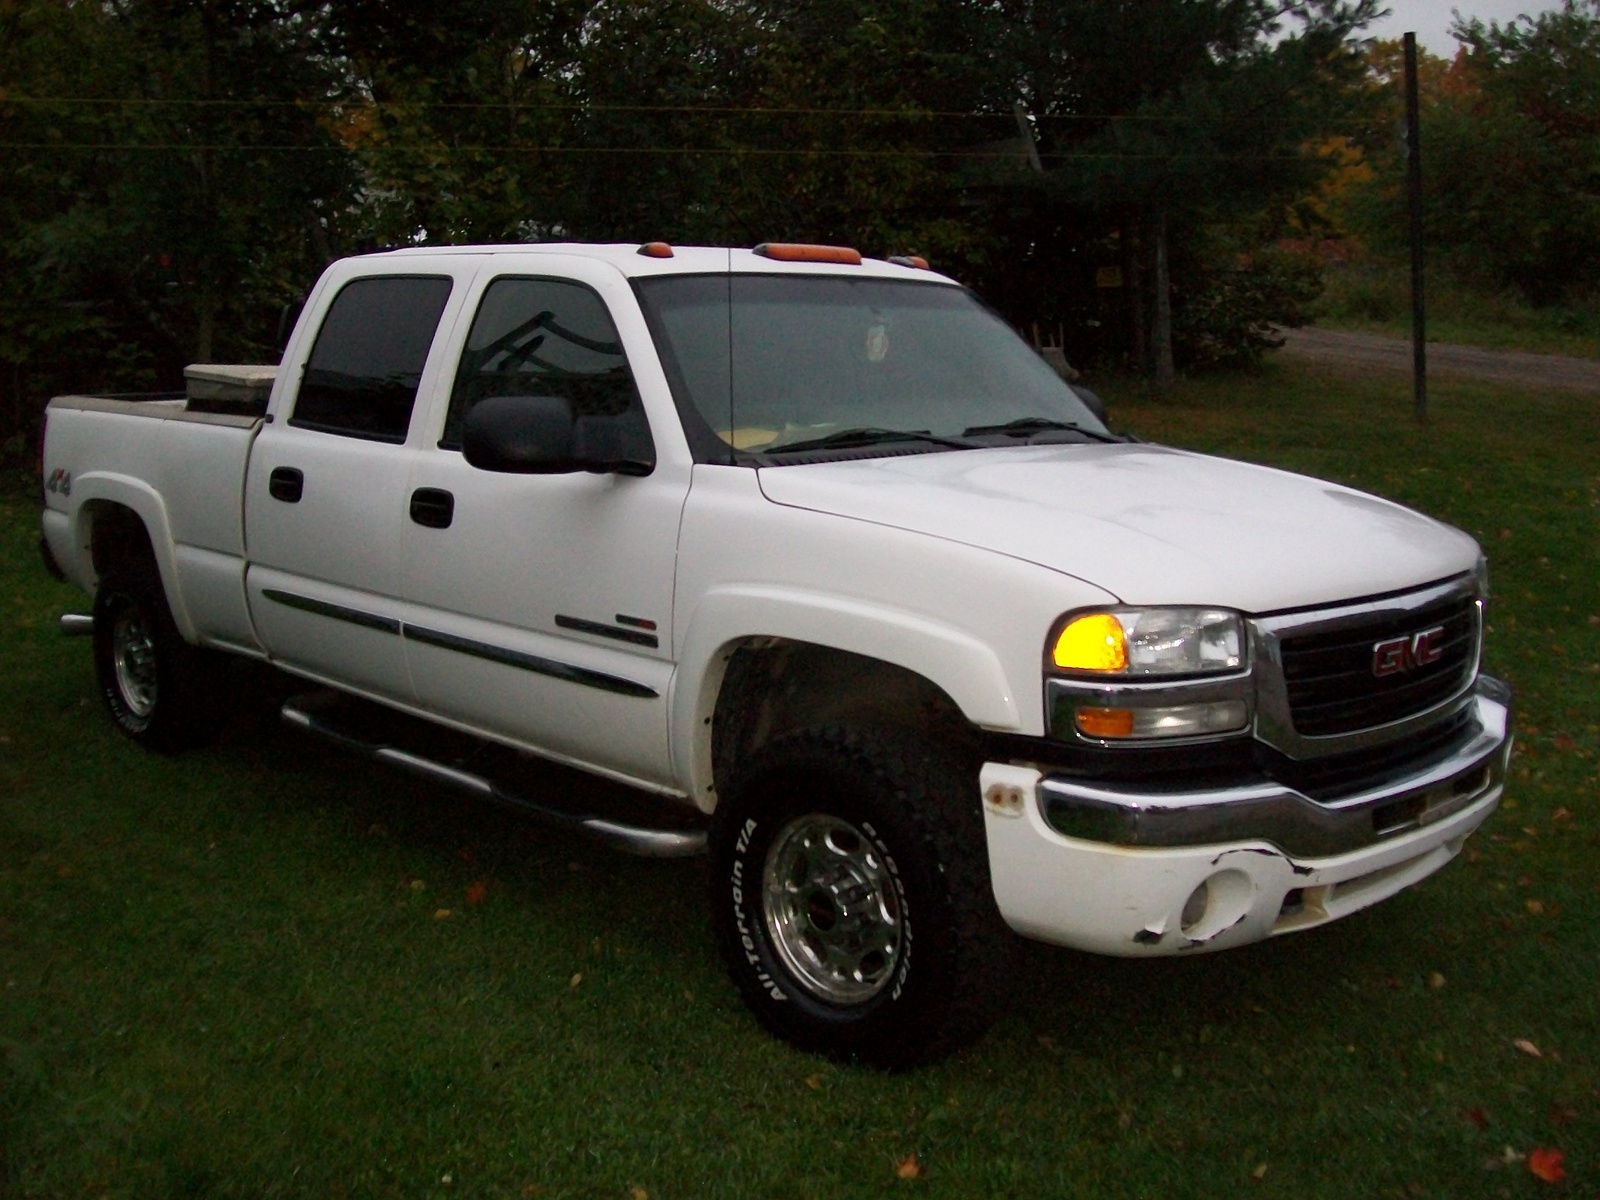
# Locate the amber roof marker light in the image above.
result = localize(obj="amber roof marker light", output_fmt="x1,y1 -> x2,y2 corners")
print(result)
637,242 -> 675,258
887,255 -> 930,269
752,243 -> 862,265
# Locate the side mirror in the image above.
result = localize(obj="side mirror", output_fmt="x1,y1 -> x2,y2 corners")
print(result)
463,395 -> 577,473
1070,383 -> 1108,424
462,395 -> 656,476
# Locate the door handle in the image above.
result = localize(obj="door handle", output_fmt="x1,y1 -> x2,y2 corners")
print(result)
268,467 -> 304,503
409,487 -> 454,529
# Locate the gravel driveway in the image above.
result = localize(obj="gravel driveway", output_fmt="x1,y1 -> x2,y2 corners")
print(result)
1276,326 -> 1600,393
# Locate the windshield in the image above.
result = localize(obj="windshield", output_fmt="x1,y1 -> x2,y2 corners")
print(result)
635,274 -> 1109,463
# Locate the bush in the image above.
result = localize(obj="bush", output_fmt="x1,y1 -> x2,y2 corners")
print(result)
1174,250 -> 1324,370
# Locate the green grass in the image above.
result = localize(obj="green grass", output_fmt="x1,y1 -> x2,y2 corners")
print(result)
1315,260 -> 1600,360
3,360 -> 1597,1198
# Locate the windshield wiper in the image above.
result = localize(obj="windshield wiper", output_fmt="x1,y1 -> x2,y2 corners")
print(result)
961,416 -> 1126,444
763,426 -> 977,455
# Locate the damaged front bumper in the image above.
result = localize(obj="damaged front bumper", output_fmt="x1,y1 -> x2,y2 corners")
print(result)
978,679 -> 1511,956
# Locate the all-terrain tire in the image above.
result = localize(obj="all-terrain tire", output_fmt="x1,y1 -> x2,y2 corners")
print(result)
92,562 -> 226,753
709,726 -> 1010,1068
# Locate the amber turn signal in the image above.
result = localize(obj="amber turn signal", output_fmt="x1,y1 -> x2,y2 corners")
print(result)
1052,613 -> 1127,671
1075,707 -> 1136,738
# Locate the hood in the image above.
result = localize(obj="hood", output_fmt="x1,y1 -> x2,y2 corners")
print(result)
756,443 -> 1481,613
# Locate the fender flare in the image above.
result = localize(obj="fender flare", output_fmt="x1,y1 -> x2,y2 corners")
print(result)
68,473 -> 196,642
668,584 -> 1022,812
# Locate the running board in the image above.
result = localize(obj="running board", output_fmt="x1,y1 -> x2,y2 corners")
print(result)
281,693 -> 707,858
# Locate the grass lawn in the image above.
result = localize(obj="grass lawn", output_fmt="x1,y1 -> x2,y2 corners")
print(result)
2,359 -> 1596,1198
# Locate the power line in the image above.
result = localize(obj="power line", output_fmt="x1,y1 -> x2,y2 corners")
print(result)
0,141 -> 1313,160
0,95 -> 1370,127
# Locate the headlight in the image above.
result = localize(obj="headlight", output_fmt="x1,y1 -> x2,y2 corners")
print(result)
1051,608 -> 1245,676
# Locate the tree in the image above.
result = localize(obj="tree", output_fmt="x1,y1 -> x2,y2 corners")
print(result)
1338,4 -> 1600,303
0,0 -> 357,461
959,0 -> 1380,383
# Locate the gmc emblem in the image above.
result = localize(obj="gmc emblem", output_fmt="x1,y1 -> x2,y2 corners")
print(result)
1372,625 -> 1446,677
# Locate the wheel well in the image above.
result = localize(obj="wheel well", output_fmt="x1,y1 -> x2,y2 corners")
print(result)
711,639 -> 979,793
85,502 -> 155,581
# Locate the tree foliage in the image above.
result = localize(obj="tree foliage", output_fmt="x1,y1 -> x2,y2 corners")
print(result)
2,0 -> 1395,459
1336,3 -> 1600,304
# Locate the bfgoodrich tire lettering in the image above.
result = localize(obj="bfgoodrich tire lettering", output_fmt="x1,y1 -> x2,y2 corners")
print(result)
710,726 -> 1009,1068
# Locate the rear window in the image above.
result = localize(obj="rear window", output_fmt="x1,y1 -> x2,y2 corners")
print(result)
291,275 -> 453,442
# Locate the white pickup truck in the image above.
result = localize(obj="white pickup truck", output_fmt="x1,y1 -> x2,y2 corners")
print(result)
39,242 -> 1511,1066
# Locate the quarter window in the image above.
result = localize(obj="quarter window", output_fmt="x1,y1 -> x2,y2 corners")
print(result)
291,275 -> 453,442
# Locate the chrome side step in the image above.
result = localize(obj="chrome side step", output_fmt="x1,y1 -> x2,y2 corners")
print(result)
281,694 -> 707,858
60,613 -> 95,636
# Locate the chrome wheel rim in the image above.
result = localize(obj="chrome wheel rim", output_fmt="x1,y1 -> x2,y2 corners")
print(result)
762,814 -> 902,1004
112,608 -> 158,718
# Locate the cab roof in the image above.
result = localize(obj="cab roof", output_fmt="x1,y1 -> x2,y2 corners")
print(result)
365,242 -> 957,285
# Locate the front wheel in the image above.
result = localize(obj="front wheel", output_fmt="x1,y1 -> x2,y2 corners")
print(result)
709,727 -> 1009,1068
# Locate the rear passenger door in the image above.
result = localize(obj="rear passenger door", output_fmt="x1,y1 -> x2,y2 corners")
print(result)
244,262 -> 474,701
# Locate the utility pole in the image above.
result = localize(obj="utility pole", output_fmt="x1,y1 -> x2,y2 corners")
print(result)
1404,32 -> 1427,421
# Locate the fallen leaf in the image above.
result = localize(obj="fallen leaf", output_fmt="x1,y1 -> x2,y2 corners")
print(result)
895,1153 -> 921,1180
1526,899 -> 1545,915
1528,1147 -> 1565,1184
805,1074 -> 823,1091
410,878 -> 427,892
569,973 -> 582,988
1465,848 -> 1481,863
1514,1039 -> 1543,1058
629,1188 -> 649,1200
1465,1107 -> 1489,1128
1251,1163 -> 1268,1181
1552,807 -> 1573,822
434,908 -> 452,920
1501,1146 -> 1526,1165
465,881 -> 487,906
1118,1110 -> 1132,1129
1428,971 -> 1446,989
1554,733 -> 1575,752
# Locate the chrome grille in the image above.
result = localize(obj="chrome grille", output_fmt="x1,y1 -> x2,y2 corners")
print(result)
1278,595 -> 1478,736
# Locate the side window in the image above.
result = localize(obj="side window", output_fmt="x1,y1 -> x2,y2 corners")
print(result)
291,275 -> 453,442
441,277 -> 645,450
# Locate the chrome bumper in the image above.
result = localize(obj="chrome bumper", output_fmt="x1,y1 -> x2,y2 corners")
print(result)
1037,677 -> 1511,858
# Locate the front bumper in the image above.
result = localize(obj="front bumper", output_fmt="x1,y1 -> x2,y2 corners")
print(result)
979,678 -> 1511,957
